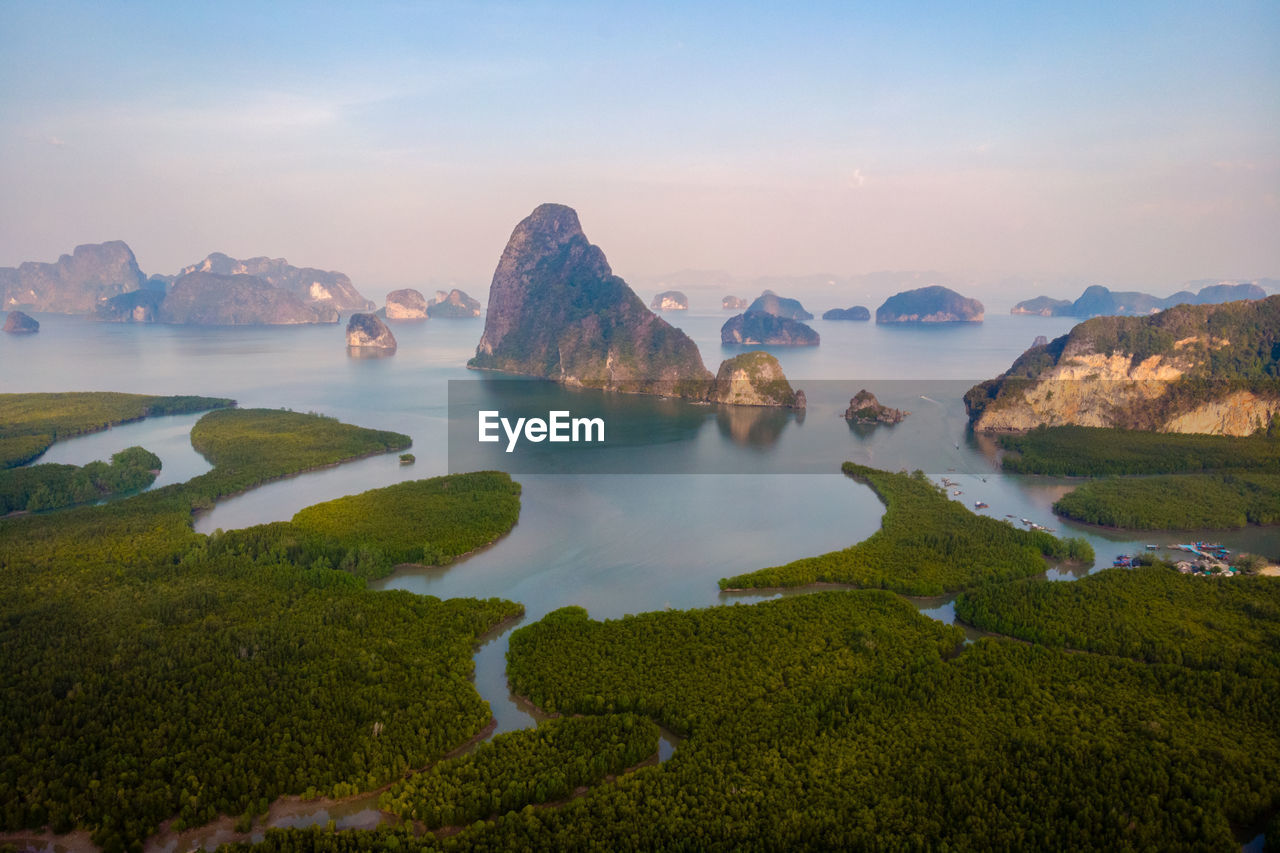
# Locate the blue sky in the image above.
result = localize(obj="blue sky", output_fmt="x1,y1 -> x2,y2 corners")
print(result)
2,1 -> 1277,294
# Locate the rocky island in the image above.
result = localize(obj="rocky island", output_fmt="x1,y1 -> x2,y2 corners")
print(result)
175,252 -> 373,312
469,204 -> 807,404
876,286 -> 984,323
153,272 -> 340,325
469,204 -> 716,398
427,288 -> 482,318
844,389 -> 907,424
385,288 -> 429,320
966,296 -> 1280,435
721,312 -> 820,346
745,290 -> 813,320
1,241 -> 146,314
650,290 -> 689,311
710,352 -> 805,408
346,312 -> 397,350
722,295 -> 748,310
2,310 -> 39,334
1010,296 -> 1072,316
721,289 -> 821,345
823,305 -> 870,321
1011,282 -> 1267,318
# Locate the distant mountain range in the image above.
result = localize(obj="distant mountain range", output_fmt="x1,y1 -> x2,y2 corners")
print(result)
1,242 -> 373,325
1011,282 -> 1269,318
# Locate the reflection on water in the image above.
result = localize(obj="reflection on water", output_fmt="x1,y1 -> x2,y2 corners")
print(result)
346,346 -> 397,359
714,404 -> 795,448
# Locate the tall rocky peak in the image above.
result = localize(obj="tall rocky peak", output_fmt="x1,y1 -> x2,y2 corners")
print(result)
0,241 -> 145,313
475,203 -> 606,358
470,204 -> 714,398
178,252 -> 373,311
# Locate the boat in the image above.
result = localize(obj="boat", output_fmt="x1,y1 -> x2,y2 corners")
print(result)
1146,544 -> 1158,550
952,490 -> 963,496
974,501 -> 989,509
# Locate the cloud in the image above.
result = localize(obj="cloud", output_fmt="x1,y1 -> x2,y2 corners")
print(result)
847,168 -> 866,188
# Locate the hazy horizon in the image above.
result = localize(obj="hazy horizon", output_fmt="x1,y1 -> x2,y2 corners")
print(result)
3,2 -> 1278,297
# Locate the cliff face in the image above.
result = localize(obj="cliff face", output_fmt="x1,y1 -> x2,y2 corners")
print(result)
650,290 -> 688,311
709,351 -> 804,408
95,290 -> 165,323
3,311 -> 39,333
427,288 -> 482,318
0,242 -> 145,313
967,296 -> 1280,436
876,286 -> 983,323
386,289 -> 429,320
721,313 -> 820,346
346,313 -> 397,349
822,306 -> 870,321
178,253 -> 373,312
158,272 -> 340,325
469,204 -> 714,398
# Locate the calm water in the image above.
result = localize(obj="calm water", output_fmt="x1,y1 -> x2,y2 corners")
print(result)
4,310 -> 1277,850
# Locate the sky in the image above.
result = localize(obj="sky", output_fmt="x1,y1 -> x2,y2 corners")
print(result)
1,1 -> 1278,300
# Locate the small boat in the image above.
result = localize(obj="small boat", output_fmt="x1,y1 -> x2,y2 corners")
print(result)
952,490 -> 963,496
1020,518 -> 1031,525
1146,544 -> 1158,550
1005,514 -> 1015,518
974,501 -> 989,509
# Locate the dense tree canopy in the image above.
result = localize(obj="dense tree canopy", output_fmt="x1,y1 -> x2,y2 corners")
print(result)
0,445 -> 161,513
228,583 -> 1280,852
999,425 -> 1280,477
0,403 -> 522,851
0,392 -> 231,467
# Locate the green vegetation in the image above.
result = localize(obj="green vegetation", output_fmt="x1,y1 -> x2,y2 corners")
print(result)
0,392 -> 232,467
400,453 -> 416,464
999,425 -> 1280,476
0,401 -> 522,850
998,426 -> 1280,529
379,714 -> 659,827
955,565 -> 1280,676
720,463 -> 1093,594
1053,471 -> 1280,529
208,473 -> 522,580
228,584 -> 1280,852
508,593 -> 964,733
189,408 -> 409,488
0,445 -> 161,513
